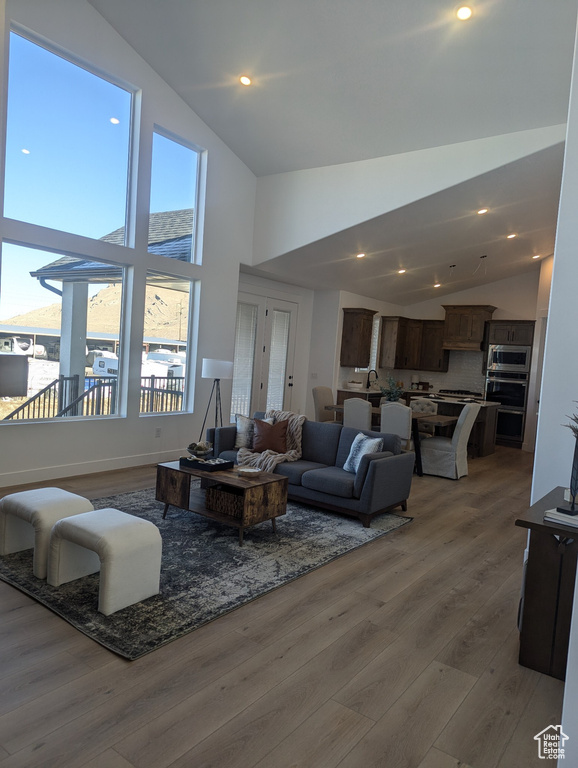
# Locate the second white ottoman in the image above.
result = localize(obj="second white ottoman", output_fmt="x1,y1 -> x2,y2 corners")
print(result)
0,487 -> 95,579
47,508 -> 162,616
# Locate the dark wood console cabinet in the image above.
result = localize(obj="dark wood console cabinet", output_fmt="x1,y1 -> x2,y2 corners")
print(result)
516,487 -> 578,680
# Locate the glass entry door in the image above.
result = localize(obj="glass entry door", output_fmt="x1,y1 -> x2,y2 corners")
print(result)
231,294 -> 297,417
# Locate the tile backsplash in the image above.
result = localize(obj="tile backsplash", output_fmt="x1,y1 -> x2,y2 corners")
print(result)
386,350 -> 486,393
342,350 -> 487,394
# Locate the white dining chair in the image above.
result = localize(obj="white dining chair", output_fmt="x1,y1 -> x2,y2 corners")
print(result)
343,398 -> 372,430
312,386 -> 340,423
420,403 -> 481,479
380,402 -> 413,450
410,397 -> 438,438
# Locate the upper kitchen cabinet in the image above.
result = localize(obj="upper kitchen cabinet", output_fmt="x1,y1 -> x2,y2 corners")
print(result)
379,316 -> 423,370
420,320 -> 450,372
442,305 -> 496,351
380,317 -> 449,371
487,321 -> 534,346
340,308 -> 377,367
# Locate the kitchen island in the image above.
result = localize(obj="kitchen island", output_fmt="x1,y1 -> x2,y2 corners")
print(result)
406,393 -> 499,457
337,388 -> 498,457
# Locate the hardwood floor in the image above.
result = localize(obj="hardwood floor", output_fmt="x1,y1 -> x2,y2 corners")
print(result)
0,447 -> 563,767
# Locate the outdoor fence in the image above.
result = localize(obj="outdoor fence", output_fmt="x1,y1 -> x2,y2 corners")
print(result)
3,374 -> 184,420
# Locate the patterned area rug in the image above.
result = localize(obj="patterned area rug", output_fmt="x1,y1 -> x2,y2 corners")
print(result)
0,487 -> 411,659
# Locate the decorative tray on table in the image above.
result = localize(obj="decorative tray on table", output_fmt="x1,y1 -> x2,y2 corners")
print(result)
179,457 -> 234,471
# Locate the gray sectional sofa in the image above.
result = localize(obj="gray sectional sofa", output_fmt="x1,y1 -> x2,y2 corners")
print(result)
207,416 -> 415,527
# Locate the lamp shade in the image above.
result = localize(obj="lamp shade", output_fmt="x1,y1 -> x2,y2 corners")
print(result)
201,358 -> 234,379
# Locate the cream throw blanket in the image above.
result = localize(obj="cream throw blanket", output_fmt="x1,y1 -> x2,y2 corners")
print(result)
237,410 -> 306,473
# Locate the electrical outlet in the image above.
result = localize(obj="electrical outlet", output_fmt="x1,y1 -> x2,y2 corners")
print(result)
154,427 -> 162,438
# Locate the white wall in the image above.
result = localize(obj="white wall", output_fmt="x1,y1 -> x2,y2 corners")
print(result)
532,82 -> 578,502
253,126 -> 566,264
404,270 -> 540,320
0,0 -> 256,487
307,290 -> 341,414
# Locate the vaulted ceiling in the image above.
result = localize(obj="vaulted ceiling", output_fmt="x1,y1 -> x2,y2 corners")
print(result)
88,0 -> 578,303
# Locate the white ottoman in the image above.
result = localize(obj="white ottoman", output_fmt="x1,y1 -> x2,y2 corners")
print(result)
47,508 -> 162,616
0,488 -> 95,579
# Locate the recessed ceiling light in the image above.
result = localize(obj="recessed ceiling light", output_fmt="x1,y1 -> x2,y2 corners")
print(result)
239,75 -> 252,86
456,6 -> 473,21
477,208 -> 488,215
398,269 -> 406,274
434,283 -> 441,288
507,233 -> 517,239
532,254 -> 541,259
356,253 -> 366,259
110,117 -> 120,125
21,148 -> 30,154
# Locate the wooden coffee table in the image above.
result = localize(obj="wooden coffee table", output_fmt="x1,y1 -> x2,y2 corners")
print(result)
155,461 -> 288,545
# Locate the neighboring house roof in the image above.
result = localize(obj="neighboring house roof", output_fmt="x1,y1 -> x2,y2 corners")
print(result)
30,209 -> 194,282
101,208 -> 194,247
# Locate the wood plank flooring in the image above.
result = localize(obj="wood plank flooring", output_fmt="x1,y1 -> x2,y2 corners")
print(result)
0,447 -> 564,767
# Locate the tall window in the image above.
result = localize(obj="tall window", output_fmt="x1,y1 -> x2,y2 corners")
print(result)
4,32 -> 132,240
231,302 -> 258,417
148,131 -> 199,262
0,244 -> 124,421
140,273 -> 192,414
266,309 -> 291,411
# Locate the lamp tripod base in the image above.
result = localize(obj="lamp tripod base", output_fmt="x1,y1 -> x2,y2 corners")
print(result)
199,378 -> 223,442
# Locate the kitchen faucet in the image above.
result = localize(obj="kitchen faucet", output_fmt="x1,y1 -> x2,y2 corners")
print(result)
366,369 -> 378,389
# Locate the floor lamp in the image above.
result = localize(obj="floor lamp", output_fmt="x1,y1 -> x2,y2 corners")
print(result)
199,358 -> 234,441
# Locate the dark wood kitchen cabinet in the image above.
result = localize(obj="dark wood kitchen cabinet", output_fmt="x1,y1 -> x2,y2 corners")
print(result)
487,321 -> 534,346
380,317 -> 449,372
340,308 -> 377,368
379,316 -> 422,370
442,305 -> 496,350
419,320 -> 450,372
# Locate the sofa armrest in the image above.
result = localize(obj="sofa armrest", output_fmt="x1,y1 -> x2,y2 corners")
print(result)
206,425 -> 237,457
359,451 -> 415,513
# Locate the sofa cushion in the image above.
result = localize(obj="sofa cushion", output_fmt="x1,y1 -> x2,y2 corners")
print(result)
218,449 -> 238,463
300,420 -> 342,465
274,459 -> 328,485
343,433 -> 384,473
301,466 -> 355,498
253,419 -> 288,453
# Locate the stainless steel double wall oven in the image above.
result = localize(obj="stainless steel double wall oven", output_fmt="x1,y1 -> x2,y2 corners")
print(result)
485,344 -> 531,444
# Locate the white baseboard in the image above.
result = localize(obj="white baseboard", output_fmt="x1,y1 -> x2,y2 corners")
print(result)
0,449 -> 182,489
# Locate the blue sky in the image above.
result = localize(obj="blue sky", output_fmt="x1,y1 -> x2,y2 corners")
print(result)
1,31 -> 198,321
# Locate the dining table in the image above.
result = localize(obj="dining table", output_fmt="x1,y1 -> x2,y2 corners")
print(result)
325,404 -> 458,476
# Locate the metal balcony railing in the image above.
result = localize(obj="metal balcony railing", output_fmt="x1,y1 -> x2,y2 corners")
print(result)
3,374 -> 185,420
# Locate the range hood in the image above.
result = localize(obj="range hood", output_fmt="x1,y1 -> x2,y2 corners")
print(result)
441,305 -> 496,351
